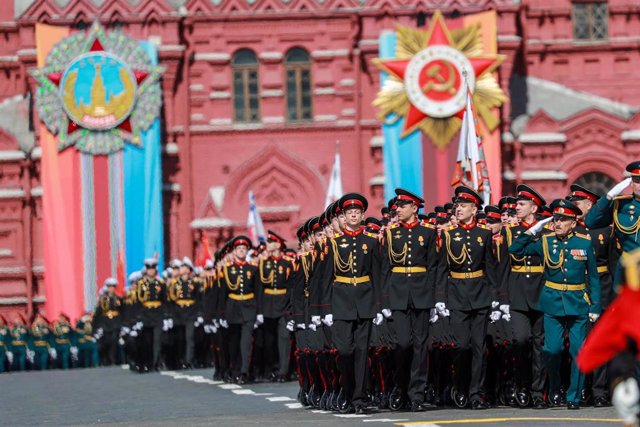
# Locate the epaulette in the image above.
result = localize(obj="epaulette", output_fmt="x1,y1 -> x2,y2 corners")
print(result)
225,261 -> 233,267
446,225 -> 457,231
364,231 -> 378,239
284,255 -> 294,262
388,223 -> 400,229
421,222 -> 435,229
334,232 -> 343,238
508,223 -> 519,228
574,232 -> 591,240
478,223 -> 488,229
614,195 -> 633,200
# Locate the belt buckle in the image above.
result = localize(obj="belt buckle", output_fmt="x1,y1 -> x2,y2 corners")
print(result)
464,272 -> 470,279
350,277 -> 357,286
562,283 -> 568,291
405,267 -> 411,274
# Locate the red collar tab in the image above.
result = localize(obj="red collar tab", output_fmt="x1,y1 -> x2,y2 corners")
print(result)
234,260 -> 247,266
460,220 -> 477,230
343,226 -> 364,237
520,220 -> 537,229
401,220 -> 419,228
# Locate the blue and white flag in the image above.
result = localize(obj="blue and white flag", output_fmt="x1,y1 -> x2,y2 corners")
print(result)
325,144 -> 344,208
247,190 -> 266,246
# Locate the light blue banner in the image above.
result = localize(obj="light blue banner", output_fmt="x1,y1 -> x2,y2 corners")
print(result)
380,31 -> 423,202
123,41 -> 164,276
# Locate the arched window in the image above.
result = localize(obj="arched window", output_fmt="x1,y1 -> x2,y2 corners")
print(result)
232,49 -> 260,123
285,48 -> 312,122
573,172 -> 616,197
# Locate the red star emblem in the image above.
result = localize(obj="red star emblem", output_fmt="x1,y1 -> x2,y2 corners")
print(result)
375,11 -> 504,138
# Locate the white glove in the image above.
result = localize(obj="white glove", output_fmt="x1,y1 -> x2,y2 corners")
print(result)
130,330 -> 138,337
213,319 -> 219,329
219,319 -> 229,329
120,327 -> 130,337
194,320 -> 200,327
322,314 -> 333,327
296,323 -> 306,330
440,307 -> 450,317
311,316 -> 322,326
491,301 -> 499,309
70,347 -> 79,361
589,313 -> 600,323
212,325 -> 218,334
204,324 -> 212,334
48,348 -> 57,359
253,322 -> 259,330
256,314 -> 264,325
118,338 -> 125,346
93,334 -> 100,340
197,316 -> 204,325
499,304 -> 510,315
502,313 -> 511,322
435,302 -> 446,314
529,217 -> 554,236
96,328 -> 104,336
612,377 -> 640,426
167,319 -> 174,329
162,319 -> 169,331
373,313 -> 384,326
26,350 -> 35,363
6,351 -> 13,364
381,309 -> 392,318
308,323 -> 317,331
286,320 -> 295,332
429,308 -> 439,324
136,321 -> 144,330
608,177 -> 632,200
490,311 -> 502,323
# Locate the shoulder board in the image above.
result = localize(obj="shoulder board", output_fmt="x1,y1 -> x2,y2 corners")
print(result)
574,232 -> 591,240
478,224 -> 488,230
284,255 -> 294,262
420,222 -> 434,229
333,232 -> 342,238
388,223 -> 400,229
225,262 -> 233,267
321,237 -> 328,244
446,225 -> 457,231
363,231 -> 378,239
508,224 -> 519,229
614,195 -> 633,200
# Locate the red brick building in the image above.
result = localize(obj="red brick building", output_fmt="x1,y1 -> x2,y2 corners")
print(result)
0,0 -> 638,316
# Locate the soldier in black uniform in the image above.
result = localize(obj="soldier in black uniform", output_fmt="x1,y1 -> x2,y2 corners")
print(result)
381,188 -> 438,412
167,257 -> 204,369
94,277 -> 123,366
497,184 -> 548,408
437,186 -> 501,409
259,230 -> 295,382
317,193 -> 383,414
219,235 -> 263,384
568,184 -> 615,407
499,196 -> 518,227
122,272 -> 141,370
136,258 -> 167,372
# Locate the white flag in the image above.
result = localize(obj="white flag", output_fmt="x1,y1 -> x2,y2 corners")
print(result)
247,191 -> 266,246
325,147 -> 343,208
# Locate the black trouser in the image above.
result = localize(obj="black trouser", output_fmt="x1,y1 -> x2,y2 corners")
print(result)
140,325 -> 162,369
389,308 -> 429,402
451,308 -> 488,400
102,329 -> 119,366
264,316 -> 291,376
510,309 -> 546,399
332,318 -> 372,407
228,321 -> 253,376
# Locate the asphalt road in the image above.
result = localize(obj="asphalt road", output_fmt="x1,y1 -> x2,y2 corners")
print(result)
0,367 -> 623,427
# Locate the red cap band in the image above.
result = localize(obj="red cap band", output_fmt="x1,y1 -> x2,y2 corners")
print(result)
234,239 -> 251,247
458,193 -> 480,204
342,199 -> 364,209
518,190 -> 542,207
396,194 -> 420,205
486,212 -> 501,219
572,190 -> 597,203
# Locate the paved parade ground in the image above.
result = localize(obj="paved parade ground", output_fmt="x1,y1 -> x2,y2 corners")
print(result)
0,367 -> 622,427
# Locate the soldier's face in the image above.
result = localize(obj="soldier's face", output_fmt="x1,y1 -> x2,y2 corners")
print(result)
344,208 -> 364,228
179,265 -> 190,276
501,211 -> 509,226
234,245 -> 248,260
488,222 -> 502,234
324,225 -> 334,236
314,231 -> 325,242
266,240 -> 280,253
331,217 -> 340,231
337,213 -> 347,230
632,177 -> 640,197
553,217 -> 576,237
107,286 -> 116,296
516,200 -> 536,220
508,214 -> 518,225
302,239 -> 313,252
396,202 -> 417,222
146,267 -> 157,278
573,199 -> 592,218
455,202 -> 477,224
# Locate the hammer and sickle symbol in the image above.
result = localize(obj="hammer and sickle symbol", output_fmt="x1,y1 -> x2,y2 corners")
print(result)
421,62 -> 457,95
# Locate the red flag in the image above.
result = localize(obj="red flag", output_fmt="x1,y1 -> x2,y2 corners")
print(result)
196,233 -> 213,267
116,250 -> 125,297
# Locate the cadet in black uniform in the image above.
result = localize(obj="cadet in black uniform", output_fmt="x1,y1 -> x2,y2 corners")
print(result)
219,236 -> 263,384
136,258 -> 167,372
318,193 -> 383,414
94,277 -> 123,366
259,230 -> 295,382
381,188 -> 438,412
437,186 -> 501,409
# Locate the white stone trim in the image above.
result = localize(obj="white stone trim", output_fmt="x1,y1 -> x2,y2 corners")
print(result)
311,49 -> 349,59
32,265 -> 45,274
259,52 -> 283,60
158,44 -> 185,53
190,217 -> 233,229
358,39 -> 379,47
0,249 -> 13,257
336,119 -> 356,127
0,188 -> 25,199
31,186 -> 43,197
0,56 -> 18,62
209,118 -> 233,126
190,84 -> 205,91
341,108 -> 356,117
0,266 -> 25,274
191,113 -> 204,121
0,150 -> 26,161
162,183 -> 181,193
314,88 -> 335,96
164,143 -> 179,155
498,35 -> 522,43
194,52 -> 231,62
314,114 -> 337,122
33,295 -> 46,302
262,116 -> 285,124
520,170 -> 568,181
0,297 -> 27,305
370,136 -> 384,148
369,175 -> 385,186
503,170 -> 516,181
16,48 -> 36,57
339,79 -> 355,87
209,91 -> 231,99
502,132 -> 514,143
621,130 -> 640,141
519,132 -> 567,143
31,146 -> 42,160
257,205 -> 299,213
261,89 -> 283,98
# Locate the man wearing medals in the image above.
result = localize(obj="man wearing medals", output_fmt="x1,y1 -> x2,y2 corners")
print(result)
509,199 -> 601,410
317,193 -> 383,414
94,277 -> 123,366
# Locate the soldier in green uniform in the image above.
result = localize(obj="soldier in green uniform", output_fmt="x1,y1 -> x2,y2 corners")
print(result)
30,313 -> 55,370
381,188 -> 438,412
53,313 -> 77,369
585,161 -> 640,287
10,314 -> 29,371
509,199 -> 602,409
259,230 -> 295,382
0,314 -> 13,372
568,184 -> 616,406
94,277 -> 123,366
76,312 -> 99,368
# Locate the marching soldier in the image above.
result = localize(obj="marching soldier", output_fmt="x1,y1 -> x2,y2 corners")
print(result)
317,193 -> 383,414
167,257 -> 204,369
94,277 -> 123,366
53,313 -> 76,369
76,312 -> 99,368
30,313 -> 55,370
259,230 -> 295,382
585,161 -> 640,287
219,235 -> 263,384
136,258 -> 167,372
10,314 -> 29,371
499,184 -> 548,408
509,199 -> 601,409
568,184 -> 615,406
122,272 -> 141,369
499,196 -> 518,227
0,315 -> 12,372
381,188 -> 438,412
437,186 -> 501,409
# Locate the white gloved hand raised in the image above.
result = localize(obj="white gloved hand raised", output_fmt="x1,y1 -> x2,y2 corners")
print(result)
381,309 -> 392,319
612,377 -> 640,426
311,316 -> 322,326
608,177 -> 632,200
296,323 -> 306,330
219,319 -> 229,329
490,311 -> 502,323
6,351 -> 13,364
528,217 -> 553,236
491,301 -> 499,309
502,313 -> 511,322
589,313 -> 600,323
286,320 -> 295,332
372,313 -> 384,326
196,316 -> 204,325
322,314 -> 333,327
499,304 -> 510,315
130,330 -> 138,337
118,337 -> 125,346
435,302 -> 446,313
256,314 -> 264,325
308,323 -> 317,331
429,308 -> 439,324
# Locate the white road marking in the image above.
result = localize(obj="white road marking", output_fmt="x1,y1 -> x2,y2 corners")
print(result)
218,383 -> 241,389
285,403 -> 303,409
252,393 -> 274,396
232,389 -> 256,395
311,410 -> 332,414
120,364 -> 129,370
362,419 -> 410,423
333,414 -> 371,418
267,396 -> 295,402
